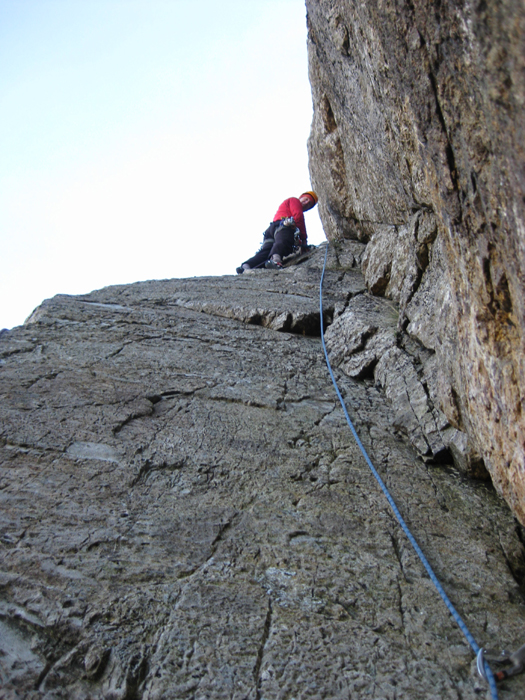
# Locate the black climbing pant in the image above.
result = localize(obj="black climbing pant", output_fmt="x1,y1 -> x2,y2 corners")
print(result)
242,220 -> 296,269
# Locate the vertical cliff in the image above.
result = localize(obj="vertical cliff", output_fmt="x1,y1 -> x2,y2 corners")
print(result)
307,0 -> 525,523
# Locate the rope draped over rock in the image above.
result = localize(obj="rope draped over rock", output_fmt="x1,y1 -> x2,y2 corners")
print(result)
319,243 -> 499,699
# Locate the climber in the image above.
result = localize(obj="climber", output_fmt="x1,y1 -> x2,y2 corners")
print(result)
236,191 -> 318,273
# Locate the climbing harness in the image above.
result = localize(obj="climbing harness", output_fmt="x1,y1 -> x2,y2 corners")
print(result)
319,244 -> 500,699
245,221 -> 304,271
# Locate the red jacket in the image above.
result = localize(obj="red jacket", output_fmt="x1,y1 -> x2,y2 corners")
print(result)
273,197 -> 307,244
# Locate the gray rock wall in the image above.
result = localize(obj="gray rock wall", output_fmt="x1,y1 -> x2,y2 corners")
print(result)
306,0 -> 525,524
2,1 -> 525,694
2,248 -> 525,697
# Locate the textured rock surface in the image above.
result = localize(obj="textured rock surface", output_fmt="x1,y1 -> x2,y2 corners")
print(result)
307,0 -> 525,523
1,244 -> 525,698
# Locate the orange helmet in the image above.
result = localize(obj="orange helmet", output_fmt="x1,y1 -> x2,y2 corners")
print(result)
300,191 -> 318,205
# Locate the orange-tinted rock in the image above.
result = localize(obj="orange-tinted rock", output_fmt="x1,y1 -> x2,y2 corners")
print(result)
307,0 -> 525,523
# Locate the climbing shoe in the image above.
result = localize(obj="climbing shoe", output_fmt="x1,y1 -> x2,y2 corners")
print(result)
265,259 -> 283,270
236,264 -> 251,274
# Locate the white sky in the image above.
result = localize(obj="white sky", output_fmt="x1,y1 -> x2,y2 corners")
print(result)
0,0 -> 324,330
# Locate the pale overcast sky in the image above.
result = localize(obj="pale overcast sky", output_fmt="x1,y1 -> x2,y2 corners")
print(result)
0,0 -> 323,330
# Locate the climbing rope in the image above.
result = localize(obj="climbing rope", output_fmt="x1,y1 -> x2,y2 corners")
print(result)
319,244 -> 499,699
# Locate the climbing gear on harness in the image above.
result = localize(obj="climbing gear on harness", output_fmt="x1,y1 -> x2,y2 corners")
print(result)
477,644 -> 525,682
319,243 -> 500,700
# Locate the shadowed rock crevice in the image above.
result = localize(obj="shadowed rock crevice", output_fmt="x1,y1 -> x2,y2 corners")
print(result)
244,307 -> 332,337
253,597 -> 273,700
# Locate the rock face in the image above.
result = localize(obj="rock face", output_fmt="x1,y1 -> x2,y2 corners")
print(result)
307,0 -> 525,523
2,247 -> 525,698
2,2 -> 525,695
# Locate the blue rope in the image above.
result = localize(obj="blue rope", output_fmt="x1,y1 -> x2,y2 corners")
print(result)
319,244 -> 498,699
